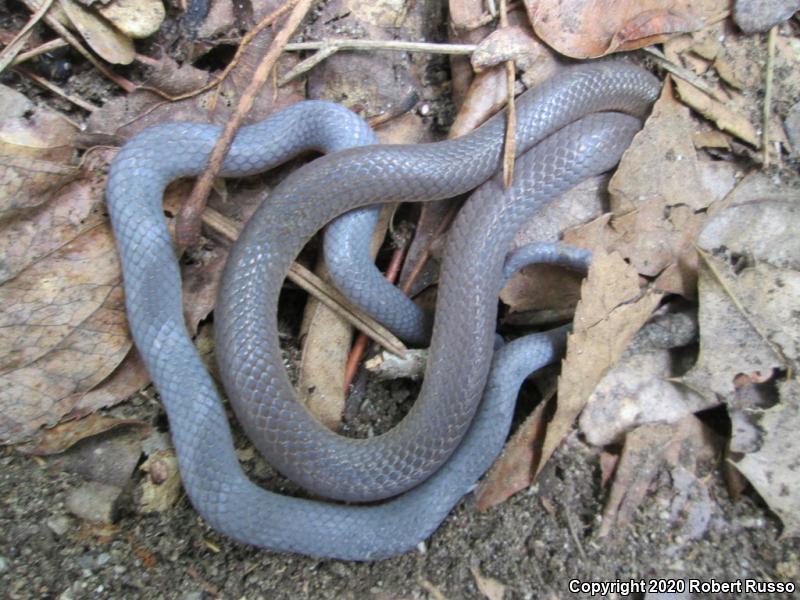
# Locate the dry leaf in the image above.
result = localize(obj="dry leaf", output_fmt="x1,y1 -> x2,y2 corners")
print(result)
599,416 -> 719,537
681,251 -> 798,401
298,264 -> 352,430
59,0 -> 135,65
673,77 -> 759,146
733,0 -> 800,33
136,449 -> 182,514
501,175 -> 607,313
474,396 -> 549,511
608,79 -> 710,213
16,413 -> 149,455
97,0 -> 165,39
524,0 -> 727,58
470,566 -> 507,600
471,25 -> 548,72
733,378 -> 800,538
0,84 -> 78,215
535,252 -> 663,478
579,348 -> 708,447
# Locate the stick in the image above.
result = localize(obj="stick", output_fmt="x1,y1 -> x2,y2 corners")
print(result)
202,207 -> 407,357
763,25 -> 777,167
0,0 -> 55,74
176,0 -> 314,248
14,66 -> 98,112
499,0 -> 516,189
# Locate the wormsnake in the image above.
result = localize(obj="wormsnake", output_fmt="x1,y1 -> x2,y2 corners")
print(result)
107,61 -> 659,559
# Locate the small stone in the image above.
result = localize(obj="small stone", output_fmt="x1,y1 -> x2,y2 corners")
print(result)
0,555 -> 8,573
785,101 -> 800,157
96,553 -> 111,566
733,0 -> 800,33
66,481 -> 123,524
47,516 -> 71,536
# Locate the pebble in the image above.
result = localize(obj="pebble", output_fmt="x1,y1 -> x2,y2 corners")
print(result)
46,516 -> 71,536
734,0 -> 800,33
0,555 -> 8,573
96,553 -> 111,566
785,101 -> 800,156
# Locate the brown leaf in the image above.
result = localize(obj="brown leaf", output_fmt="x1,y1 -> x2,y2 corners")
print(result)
524,0 -> 727,59
474,397 -> 550,511
0,84 -> 78,215
470,566 -> 507,600
501,174 -> 607,313
734,378 -> 800,538
0,225 -> 131,444
599,415 -> 719,537
681,250 -> 799,402
535,252 -> 663,478
59,0 -> 135,65
609,79 -> 710,213
96,0 -> 165,39
0,148 -> 111,284
16,413 -> 149,455
673,77 -> 759,146
471,25 -> 549,73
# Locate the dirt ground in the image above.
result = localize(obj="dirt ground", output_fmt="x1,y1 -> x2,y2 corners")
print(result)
2,363 -> 799,599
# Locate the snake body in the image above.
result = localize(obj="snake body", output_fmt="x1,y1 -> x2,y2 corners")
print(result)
106,62 -> 659,559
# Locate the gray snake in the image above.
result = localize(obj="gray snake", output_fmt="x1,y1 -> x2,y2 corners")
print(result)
106,61 -> 659,559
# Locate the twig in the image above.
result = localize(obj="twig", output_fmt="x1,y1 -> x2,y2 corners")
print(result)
643,46 -> 727,103
202,207 -> 407,357
762,25 -> 777,167
283,39 -> 477,54
343,243 -> 408,391
176,0 -> 314,247
145,2 -> 296,103
279,39 -> 478,86
34,4 -> 136,92
0,0 -> 55,74
400,202 -> 460,295
11,37 -> 67,66
14,66 -> 98,113
499,0 -> 516,189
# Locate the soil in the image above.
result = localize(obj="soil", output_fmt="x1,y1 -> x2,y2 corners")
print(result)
2,400 -> 799,599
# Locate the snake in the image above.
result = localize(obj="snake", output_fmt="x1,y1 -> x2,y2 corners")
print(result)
106,61 -> 660,559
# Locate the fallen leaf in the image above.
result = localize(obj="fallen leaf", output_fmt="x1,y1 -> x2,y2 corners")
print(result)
474,394 -> 550,511
16,413 -> 149,455
733,378 -> 800,538
599,416 -> 719,537
59,0 -> 136,65
535,252 -> 663,478
501,175 -> 607,313
673,77 -> 759,146
471,25 -> 549,73
682,250 -> 798,402
136,449 -> 182,514
470,566 -> 507,600
0,84 -> 78,215
608,79 -> 711,213
524,0 -> 727,58
97,0 -> 165,39
733,0 -> 800,33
